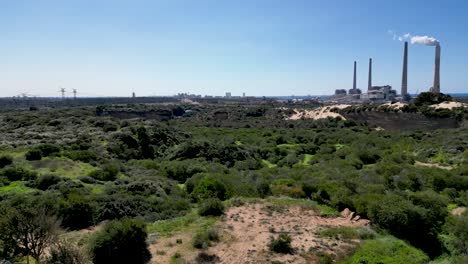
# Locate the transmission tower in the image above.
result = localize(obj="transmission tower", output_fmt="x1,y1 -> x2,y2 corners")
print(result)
59,87 -> 66,99
73,89 -> 77,100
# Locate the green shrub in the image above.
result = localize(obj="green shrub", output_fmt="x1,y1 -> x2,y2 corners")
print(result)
195,252 -> 220,263
88,218 -> 150,264
37,144 -> 61,157
440,212 -> 468,256
59,195 -> 95,230
0,156 -> 13,169
198,198 -> 225,216
192,227 -> 219,249
0,166 -> 37,181
25,149 -> 43,161
346,237 -> 429,264
89,163 -> 120,181
35,174 -> 63,190
268,234 -> 294,254
192,176 -> 227,201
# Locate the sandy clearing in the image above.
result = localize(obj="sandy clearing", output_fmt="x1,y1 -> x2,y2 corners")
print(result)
205,202 -> 368,264
150,233 -> 197,264
451,207 -> 467,216
431,101 -> 468,109
287,104 -> 350,121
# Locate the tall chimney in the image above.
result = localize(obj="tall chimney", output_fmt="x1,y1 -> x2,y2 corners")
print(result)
432,45 -> 441,93
353,61 -> 357,90
368,58 -> 372,91
401,41 -> 408,97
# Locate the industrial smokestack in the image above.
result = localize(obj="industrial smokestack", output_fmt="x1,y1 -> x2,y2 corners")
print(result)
401,41 -> 408,97
368,58 -> 372,91
432,45 -> 441,93
353,61 -> 357,90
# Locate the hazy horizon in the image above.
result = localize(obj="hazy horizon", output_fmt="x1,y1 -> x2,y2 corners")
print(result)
2,0 -> 468,97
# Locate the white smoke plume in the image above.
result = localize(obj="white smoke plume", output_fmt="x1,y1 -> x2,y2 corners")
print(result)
388,30 -> 440,46
410,35 -> 439,46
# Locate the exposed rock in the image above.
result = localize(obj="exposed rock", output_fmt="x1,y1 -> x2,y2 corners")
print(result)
340,208 -> 351,218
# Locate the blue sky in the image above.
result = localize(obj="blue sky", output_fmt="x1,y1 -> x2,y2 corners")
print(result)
1,0 -> 467,97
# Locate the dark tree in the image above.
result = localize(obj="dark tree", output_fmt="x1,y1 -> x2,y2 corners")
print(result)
137,127 -> 154,159
88,219 -> 151,264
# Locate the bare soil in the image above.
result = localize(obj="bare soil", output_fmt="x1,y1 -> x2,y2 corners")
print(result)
151,201 -> 369,264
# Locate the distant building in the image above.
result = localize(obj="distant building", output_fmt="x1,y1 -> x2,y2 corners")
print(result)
364,85 -> 396,100
348,88 -> 362,95
225,92 -> 232,98
335,89 -> 347,96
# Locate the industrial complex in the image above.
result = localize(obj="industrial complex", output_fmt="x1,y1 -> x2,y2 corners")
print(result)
331,41 -> 442,103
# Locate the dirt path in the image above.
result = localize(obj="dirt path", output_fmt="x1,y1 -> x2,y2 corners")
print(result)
415,161 -> 452,170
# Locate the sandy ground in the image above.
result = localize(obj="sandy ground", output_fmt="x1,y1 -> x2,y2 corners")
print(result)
287,105 -> 350,120
150,202 -> 369,264
451,207 -> 467,216
380,102 -> 407,110
431,101 -> 468,109
208,203 -> 368,264
415,161 -> 453,170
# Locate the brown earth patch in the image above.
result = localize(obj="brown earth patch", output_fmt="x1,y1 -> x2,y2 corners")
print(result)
155,201 -> 369,264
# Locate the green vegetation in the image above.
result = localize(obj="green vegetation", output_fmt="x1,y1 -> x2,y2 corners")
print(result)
346,237 -> 430,264
319,226 -> 376,240
88,219 -> 150,264
0,102 -> 466,262
198,198 -> 225,216
192,227 -> 220,249
147,211 -> 218,237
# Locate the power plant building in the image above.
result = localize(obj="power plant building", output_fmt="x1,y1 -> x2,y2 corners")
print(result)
330,38 -> 442,102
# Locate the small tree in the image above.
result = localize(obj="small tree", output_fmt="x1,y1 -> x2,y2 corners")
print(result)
88,218 -> 151,264
0,205 -> 61,263
45,240 -> 91,264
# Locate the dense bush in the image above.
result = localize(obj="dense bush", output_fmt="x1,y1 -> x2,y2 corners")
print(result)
37,144 -> 61,157
0,166 -> 37,182
414,92 -> 452,106
25,149 -> 42,161
35,174 -> 63,190
440,212 -> 468,256
346,237 -> 429,264
59,195 -> 95,230
192,176 -> 228,201
198,198 -> 225,216
0,156 -> 13,169
89,163 -> 120,181
88,218 -> 150,264
268,234 -> 294,254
